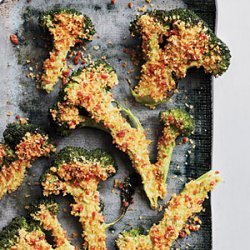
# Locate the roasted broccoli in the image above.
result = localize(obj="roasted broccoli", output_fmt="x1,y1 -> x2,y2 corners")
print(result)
0,217 -> 52,250
30,199 -> 74,249
130,8 -> 231,107
157,108 -> 194,184
40,9 -> 96,93
41,146 -> 117,250
116,170 -> 221,250
0,120 -> 55,199
0,199 -> 74,250
49,60 -> 142,135
49,60 -> 194,209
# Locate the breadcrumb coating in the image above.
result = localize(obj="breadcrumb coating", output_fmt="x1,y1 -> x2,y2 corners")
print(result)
116,170 -> 221,250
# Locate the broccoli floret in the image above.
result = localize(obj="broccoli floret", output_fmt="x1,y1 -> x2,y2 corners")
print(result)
130,8 -> 231,107
3,122 -> 44,148
157,108 -> 195,184
49,60 -> 194,209
40,8 -> 96,93
0,121 -> 55,200
160,108 -> 195,136
30,199 -> 74,249
116,170 -> 221,250
0,217 -> 50,250
41,146 -> 117,249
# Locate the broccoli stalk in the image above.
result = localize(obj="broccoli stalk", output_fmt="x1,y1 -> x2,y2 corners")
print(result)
51,60 -> 194,209
157,108 -> 194,183
0,121 -> 55,199
41,146 -> 117,250
130,8 -> 231,107
40,9 -> 96,93
116,170 -> 221,250
30,199 -> 74,249
0,217 -> 52,250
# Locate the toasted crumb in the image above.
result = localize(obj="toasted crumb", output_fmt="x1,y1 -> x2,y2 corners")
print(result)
10,34 -> 19,45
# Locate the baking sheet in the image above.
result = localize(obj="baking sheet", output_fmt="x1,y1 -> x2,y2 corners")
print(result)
0,0 -> 215,249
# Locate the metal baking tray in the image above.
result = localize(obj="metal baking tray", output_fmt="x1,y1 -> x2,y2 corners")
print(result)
0,0 -> 215,249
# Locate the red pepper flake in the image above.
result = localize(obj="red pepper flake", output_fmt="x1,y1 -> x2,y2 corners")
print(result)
179,231 -> 186,238
15,115 -> 20,120
183,137 -> 189,144
117,130 -> 126,138
215,170 -> 220,174
74,51 -> 81,65
167,226 -> 174,232
111,0 -> 116,4
40,235 -> 45,240
10,34 -> 19,45
168,114 -> 174,122
75,39 -> 83,45
123,201 -> 129,207
62,69 -> 70,77
197,200 -> 203,205
200,32 -> 207,40
62,77 -> 67,85
210,181 -> 215,186
174,215 -> 178,221
73,181 -> 80,187
101,74 -> 108,80
30,238 -> 36,245
128,2 -> 133,8
92,211 -> 96,219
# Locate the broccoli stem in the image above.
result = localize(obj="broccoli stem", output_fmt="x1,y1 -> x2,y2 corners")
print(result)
155,127 -> 177,183
78,115 -> 109,132
116,170 -> 221,250
42,175 -> 107,250
30,202 -> 74,249
114,101 -> 143,131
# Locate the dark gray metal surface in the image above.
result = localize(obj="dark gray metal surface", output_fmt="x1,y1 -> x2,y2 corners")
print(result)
0,0 -> 215,249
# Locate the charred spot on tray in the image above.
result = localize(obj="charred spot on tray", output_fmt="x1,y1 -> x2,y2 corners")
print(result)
120,173 -> 140,211
99,198 -> 105,212
94,5 -> 102,11
107,3 -> 116,11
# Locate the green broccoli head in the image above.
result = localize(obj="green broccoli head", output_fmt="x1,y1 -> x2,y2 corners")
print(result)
160,108 -> 195,136
0,217 -> 38,249
69,59 -> 118,90
40,8 -> 96,42
52,146 -> 117,176
130,8 -> 231,107
130,8 -> 230,75
3,122 -> 45,148
29,198 -> 59,217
